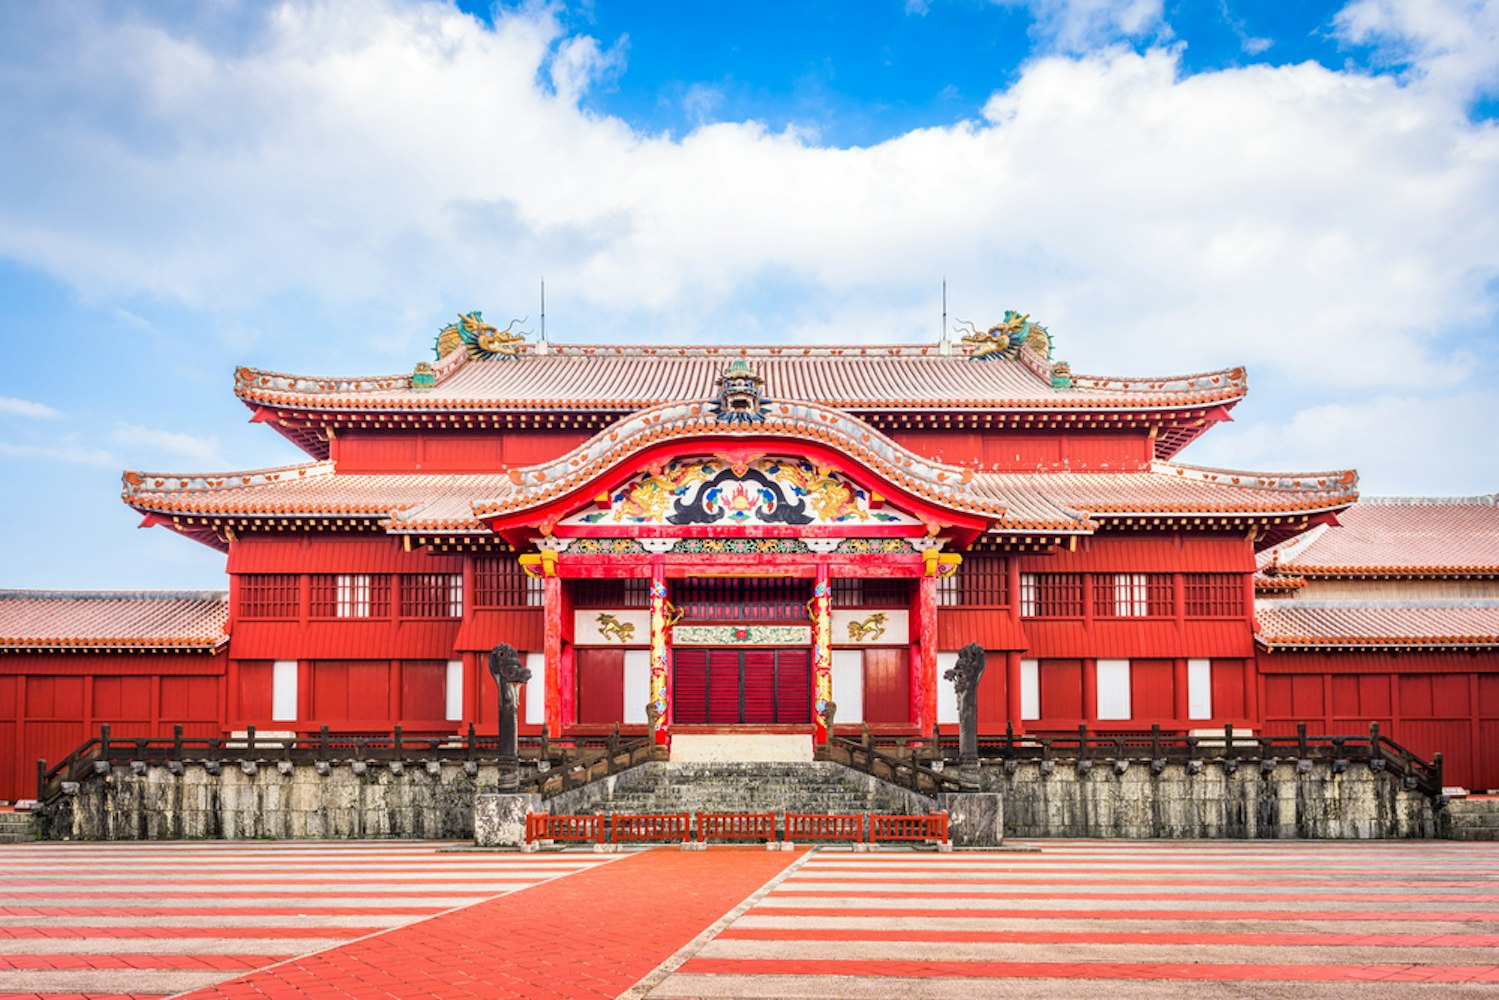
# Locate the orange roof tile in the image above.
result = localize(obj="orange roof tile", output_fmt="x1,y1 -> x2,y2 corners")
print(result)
1255,600 -> 1499,649
235,342 -> 1247,416
0,590 -> 228,651
1260,496 -> 1499,578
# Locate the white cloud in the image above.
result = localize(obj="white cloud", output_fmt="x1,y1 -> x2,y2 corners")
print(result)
1019,0 -> 1165,52
109,424 -> 224,465
0,440 -> 116,466
0,396 -> 62,419
1186,391 -> 1499,494
1336,0 -> 1499,101
0,0 -> 1495,497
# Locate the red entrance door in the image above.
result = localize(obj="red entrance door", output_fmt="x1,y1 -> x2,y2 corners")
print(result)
673,648 -> 811,724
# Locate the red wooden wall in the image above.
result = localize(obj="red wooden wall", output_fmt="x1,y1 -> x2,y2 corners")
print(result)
331,429 -> 591,473
0,652 -> 225,802
1258,649 -> 1499,792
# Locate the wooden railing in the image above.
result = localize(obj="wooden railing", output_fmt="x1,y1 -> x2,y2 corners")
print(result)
870,811 -> 948,844
35,723 -> 661,807
786,812 -> 863,842
819,733 -> 961,795
612,813 -> 691,843
698,812 -> 776,842
838,721 -> 1445,801
524,810 -> 946,845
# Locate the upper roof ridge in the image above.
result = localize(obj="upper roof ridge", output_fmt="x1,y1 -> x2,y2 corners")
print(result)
1361,494 -> 1499,506
1151,460 -> 1359,495
123,460 -> 334,497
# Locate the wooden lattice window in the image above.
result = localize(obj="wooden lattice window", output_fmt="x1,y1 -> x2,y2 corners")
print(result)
572,579 -> 649,608
238,574 -> 298,618
473,558 -> 543,608
1093,573 -> 1172,618
1184,574 -> 1245,617
399,574 -> 463,618
833,579 -> 911,607
941,556 -> 1007,607
1019,573 -> 1083,618
310,574 -> 390,618
674,578 -> 809,621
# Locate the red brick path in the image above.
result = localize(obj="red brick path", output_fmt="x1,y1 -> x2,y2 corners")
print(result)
174,847 -> 804,1000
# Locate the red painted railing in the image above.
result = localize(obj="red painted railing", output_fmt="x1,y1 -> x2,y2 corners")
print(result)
612,812 -> 691,843
525,813 -> 604,844
786,812 -> 862,842
697,812 -> 776,842
870,812 -> 948,844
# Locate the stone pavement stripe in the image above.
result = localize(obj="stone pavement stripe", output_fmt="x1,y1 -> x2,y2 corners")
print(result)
0,842 -> 618,1000
0,968 -> 228,995
646,973 -> 1499,1000
746,905 -> 1499,921
0,938 -> 349,955
0,915 -> 415,929
673,958 -> 1499,983
171,847 -> 807,1000
0,955 -> 285,971
770,888 -> 1499,903
0,906 -> 445,916
692,938 -> 1499,967
782,875 -> 1496,888
761,896 -> 1498,913
0,927 -> 372,940
731,915 -> 1499,935
714,926 -> 1499,947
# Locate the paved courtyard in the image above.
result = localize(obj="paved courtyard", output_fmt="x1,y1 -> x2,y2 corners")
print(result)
0,838 -> 1496,999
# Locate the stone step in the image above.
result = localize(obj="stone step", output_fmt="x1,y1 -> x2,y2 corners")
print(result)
0,813 -> 35,843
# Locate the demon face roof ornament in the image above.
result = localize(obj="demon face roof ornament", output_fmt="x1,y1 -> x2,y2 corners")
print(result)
712,357 -> 768,424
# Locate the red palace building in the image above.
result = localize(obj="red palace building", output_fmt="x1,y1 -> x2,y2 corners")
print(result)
3,311 -> 1497,801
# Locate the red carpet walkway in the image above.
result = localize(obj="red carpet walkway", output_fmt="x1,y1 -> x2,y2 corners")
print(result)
174,847 -> 803,1000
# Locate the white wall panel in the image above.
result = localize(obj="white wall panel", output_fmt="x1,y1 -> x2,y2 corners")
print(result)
1096,659 -> 1131,720
831,649 -> 864,724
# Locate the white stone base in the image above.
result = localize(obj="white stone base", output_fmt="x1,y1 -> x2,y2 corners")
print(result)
669,733 -> 813,763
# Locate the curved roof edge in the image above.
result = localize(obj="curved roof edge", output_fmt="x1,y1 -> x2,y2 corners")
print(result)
469,398 -> 1009,525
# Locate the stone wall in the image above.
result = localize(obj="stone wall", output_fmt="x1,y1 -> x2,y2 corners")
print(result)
41,760 -> 496,841
985,758 -> 1442,839
39,756 -> 1445,841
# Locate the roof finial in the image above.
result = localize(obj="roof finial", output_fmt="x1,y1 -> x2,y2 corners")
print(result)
535,278 -> 550,356
938,279 -> 951,356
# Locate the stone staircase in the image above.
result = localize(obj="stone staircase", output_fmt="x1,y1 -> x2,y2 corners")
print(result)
545,761 -> 938,832
1446,797 -> 1499,841
0,812 -> 35,843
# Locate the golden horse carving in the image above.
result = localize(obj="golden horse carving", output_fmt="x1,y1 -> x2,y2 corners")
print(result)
595,613 -> 636,643
847,612 -> 888,642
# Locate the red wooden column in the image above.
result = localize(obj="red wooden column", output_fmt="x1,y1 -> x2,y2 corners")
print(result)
915,562 -> 939,737
1173,658 -> 1190,725
811,562 -> 833,744
544,573 -> 564,737
648,557 -> 670,746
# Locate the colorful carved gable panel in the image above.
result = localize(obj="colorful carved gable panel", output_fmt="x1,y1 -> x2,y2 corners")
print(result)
560,457 -> 921,529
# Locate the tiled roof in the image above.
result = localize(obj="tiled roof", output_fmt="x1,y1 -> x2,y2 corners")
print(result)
0,590 -> 229,651
123,462 -> 512,520
970,463 -> 1356,526
1256,599 -> 1499,649
121,457 -> 1355,540
1260,496 -> 1499,577
235,342 -> 1248,415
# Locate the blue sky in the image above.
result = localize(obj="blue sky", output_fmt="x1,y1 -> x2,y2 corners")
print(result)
1,0 -> 1497,591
